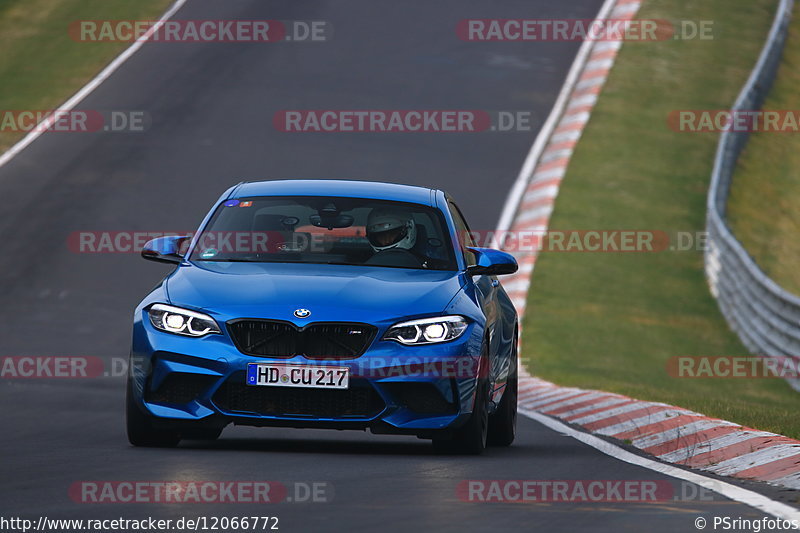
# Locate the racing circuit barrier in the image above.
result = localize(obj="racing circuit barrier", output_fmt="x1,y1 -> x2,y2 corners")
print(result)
704,0 -> 800,391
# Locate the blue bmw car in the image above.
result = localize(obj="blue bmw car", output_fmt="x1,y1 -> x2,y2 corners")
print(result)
127,180 -> 519,454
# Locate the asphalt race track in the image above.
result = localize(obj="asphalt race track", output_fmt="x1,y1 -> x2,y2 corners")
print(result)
0,1 -> 788,531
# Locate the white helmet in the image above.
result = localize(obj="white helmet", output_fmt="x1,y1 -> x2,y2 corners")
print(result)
366,209 -> 417,252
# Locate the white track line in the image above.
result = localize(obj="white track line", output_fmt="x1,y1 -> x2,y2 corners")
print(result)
520,408 -> 800,523
0,0 -> 189,170
493,0 -> 620,239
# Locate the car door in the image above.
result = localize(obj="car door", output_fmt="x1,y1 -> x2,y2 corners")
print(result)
447,201 -> 502,380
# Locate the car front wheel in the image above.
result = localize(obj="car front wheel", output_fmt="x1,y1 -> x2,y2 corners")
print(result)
126,377 -> 181,448
488,343 -> 517,447
433,379 -> 489,455
433,342 -> 490,455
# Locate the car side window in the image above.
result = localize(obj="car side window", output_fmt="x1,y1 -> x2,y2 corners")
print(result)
448,201 -> 477,268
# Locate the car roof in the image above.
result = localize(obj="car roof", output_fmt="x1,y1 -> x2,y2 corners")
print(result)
232,180 -> 439,206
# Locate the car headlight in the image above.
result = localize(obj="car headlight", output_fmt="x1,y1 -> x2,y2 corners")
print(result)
383,316 -> 469,345
147,304 -> 221,337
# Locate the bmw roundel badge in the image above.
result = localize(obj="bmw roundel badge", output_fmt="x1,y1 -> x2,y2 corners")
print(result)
294,308 -> 311,319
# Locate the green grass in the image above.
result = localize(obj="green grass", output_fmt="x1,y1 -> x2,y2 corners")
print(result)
521,0 -> 800,438
0,0 -> 171,151
727,4 -> 800,296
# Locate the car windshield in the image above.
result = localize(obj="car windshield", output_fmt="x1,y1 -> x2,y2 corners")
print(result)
189,196 -> 457,270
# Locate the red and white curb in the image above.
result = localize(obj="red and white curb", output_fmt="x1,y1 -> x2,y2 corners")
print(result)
501,0 -> 800,491
518,374 -> 800,490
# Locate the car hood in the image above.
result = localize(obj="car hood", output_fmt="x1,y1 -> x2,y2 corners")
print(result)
165,262 -> 466,324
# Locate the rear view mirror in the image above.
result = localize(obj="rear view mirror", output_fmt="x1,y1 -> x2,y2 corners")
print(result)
141,236 -> 191,265
309,214 -> 354,229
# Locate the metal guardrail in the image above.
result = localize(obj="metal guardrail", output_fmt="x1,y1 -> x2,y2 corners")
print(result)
705,0 -> 800,390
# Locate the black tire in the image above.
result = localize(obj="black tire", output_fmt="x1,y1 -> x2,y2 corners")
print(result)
126,377 -> 181,448
433,359 -> 490,456
433,379 -> 489,455
488,338 -> 517,446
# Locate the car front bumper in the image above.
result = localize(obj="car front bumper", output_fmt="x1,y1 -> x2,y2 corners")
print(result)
130,311 -> 486,437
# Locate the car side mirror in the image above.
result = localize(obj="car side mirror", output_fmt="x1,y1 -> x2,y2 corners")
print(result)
141,236 -> 191,265
466,247 -> 518,276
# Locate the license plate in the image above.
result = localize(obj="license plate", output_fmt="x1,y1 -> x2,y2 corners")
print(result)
246,363 -> 349,390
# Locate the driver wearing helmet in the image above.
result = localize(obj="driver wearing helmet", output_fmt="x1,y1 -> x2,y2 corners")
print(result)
365,208 -> 426,267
